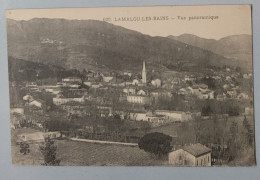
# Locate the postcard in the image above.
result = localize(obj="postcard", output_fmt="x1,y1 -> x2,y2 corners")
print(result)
6,5 -> 255,166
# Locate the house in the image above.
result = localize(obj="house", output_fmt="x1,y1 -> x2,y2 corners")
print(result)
216,94 -> 226,101
223,84 -> 229,90
154,110 -> 191,122
84,80 -> 94,86
23,94 -> 34,102
29,99 -> 44,108
96,105 -> 113,117
137,89 -> 147,96
53,95 -> 85,105
243,73 -> 251,79
188,85 -> 200,95
10,113 -> 25,129
62,77 -> 82,83
123,86 -> 136,94
245,107 -> 254,115
102,75 -> 114,82
177,88 -> 191,96
226,76 -> 232,81
91,83 -> 103,89
168,143 -> 211,166
44,131 -> 61,139
184,75 -> 196,81
123,72 -> 132,77
126,95 -> 150,104
151,79 -> 162,87
150,89 -> 172,99
237,93 -> 249,100
199,84 -> 208,93
10,108 -> 24,114
16,132 -> 45,144
129,112 -> 147,121
132,79 -> 141,86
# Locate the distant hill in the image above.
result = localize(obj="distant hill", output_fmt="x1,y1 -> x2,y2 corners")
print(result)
7,18 -> 231,72
168,34 -> 252,71
8,56 -> 79,82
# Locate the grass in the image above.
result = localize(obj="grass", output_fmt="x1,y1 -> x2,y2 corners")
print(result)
56,140 -> 167,166
11,128 -> 167,166
11,115 -> 255,166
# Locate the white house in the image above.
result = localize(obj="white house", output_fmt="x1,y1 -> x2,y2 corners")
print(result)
10,108 -> 24,114
126,95 -> 150,104
102,75 -> 114,82
123,87 -> 136,94
151,79 -> 162,87
23,94 -> 34,102
237,93 -> 249,100
184,75 -> 196,81
169,143 -> 211,166
129,112 -> 148,121
137,89 -> 147,96
154,110 -> 191,122
29,99 -> 44,108
53,96 -> 85,105
62,77 -> 81,83
132,79 -> 141,86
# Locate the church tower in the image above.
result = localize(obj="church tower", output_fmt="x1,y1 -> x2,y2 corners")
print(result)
142,61 -> 147,84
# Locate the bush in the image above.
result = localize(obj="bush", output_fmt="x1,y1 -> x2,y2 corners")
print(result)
138,132 -> 172,157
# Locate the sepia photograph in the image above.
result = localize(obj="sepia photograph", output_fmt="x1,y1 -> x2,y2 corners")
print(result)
6,5 -> 255,166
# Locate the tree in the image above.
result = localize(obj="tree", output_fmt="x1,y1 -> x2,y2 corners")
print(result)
39,137 -> 60,166
138,132 -> 172,157
243,115 -> 254,146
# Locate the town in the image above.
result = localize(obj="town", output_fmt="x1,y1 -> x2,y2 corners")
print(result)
10,58 -> 254,166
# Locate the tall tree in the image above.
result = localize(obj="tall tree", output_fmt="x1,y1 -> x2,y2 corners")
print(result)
39,137 -> 60,166
138,132 -> 172,157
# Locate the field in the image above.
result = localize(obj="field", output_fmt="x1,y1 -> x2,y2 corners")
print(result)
11,128 -> 167,166
56,140 -> 167,166
11,115 -> 254,166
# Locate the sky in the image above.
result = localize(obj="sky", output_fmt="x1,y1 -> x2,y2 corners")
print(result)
6,5 -> 252,40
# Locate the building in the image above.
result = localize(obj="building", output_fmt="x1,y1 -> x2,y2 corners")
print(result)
151,79 -> 162,87
16,132 -> 45,144
123,86 -> 136,94
154,110 -> 192,122
10,108 -> 24,114
216,94 -> 226,101
62,77 -> 82,83
23,94 -> 34,102
151,89 -> 173,100
132,79 -> 140,86
142,61 -> 147,84
245,107 -> 254,115
102,75 -> 114,82
168,143 -> 211,166
126,95 -> 150,104
184,75 -> 196,81
53,96 -> 85,105
29,99 -> 44,108
237,93 -> 249,100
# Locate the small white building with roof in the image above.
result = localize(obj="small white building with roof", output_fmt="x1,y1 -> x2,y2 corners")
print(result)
169,143 -> 211,166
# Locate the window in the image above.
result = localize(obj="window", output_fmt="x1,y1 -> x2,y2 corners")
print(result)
179,156 -> 182,160
196,160 -> 198,166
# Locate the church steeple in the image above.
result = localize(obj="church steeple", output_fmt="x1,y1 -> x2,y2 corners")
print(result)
142,61 -> 147,84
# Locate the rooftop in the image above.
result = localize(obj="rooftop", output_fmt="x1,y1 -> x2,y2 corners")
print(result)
183,143 -> 211,157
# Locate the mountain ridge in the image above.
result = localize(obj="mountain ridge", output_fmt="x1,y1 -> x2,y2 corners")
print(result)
168,33 -> 252,70
7,18 -> 240,72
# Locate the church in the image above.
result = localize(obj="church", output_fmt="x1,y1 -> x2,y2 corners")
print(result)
131,61 -> 147,86
142,61 -> 147,85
